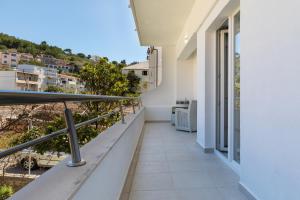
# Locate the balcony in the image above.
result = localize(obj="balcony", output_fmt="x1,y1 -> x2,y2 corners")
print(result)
0,91 -> 251,200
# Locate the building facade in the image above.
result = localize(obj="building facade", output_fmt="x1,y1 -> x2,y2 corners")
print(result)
0,51 -> 35,69
57,74 -> 84,94
38,54 -> 73,72
0,71 -> 39,91
0,51 -> 19,68
17,64 -> 58,91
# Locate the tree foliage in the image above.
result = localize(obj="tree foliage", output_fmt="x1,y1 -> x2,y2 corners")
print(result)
63,48 -> 72,55
80,58 -> 135,132
10,114 -> 98,154
0,33 -> 92,67
127,70 -> 141,95
19,59 -> 45,67
0,185 -> 13,200
80,57 -> 128,96
44,85 -> 64,93
77,53 -> 86,59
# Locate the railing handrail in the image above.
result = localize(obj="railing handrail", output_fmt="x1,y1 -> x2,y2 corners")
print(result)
0,90 -> 139,106
0,90 -> 142,167
0,111 -> 117,159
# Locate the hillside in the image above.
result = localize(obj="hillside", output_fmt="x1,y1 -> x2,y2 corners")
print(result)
0,33 -> 93,68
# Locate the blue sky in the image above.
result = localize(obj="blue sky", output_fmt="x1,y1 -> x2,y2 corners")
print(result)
0,0 -> 146,63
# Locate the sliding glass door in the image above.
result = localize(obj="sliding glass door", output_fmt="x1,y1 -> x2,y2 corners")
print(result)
216,21 -> 229,156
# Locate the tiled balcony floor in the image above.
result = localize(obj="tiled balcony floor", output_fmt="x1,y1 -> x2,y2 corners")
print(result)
128,122 -> 250,200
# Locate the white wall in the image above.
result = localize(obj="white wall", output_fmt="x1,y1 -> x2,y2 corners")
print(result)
240,1 -> 300,199
73,110 -> 145,200
176,0 -> 218,59
142,46 -> 176,121
0,71 -> 17,90
176,51 -> 197,101
195,0 -> 300,199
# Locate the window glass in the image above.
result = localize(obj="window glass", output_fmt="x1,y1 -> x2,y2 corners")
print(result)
233,11 -> 240,163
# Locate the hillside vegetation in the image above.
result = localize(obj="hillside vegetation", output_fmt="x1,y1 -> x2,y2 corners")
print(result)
0,33 -> 92,68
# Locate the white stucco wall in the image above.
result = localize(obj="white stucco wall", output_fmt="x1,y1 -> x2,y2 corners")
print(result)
194,0 -> 300,199
176,51 -> 197,101
240,1 -> 300,199
142,46 -> 176,121
176,0 -> 218,59
73,110 -> 145,200
0,71 -> 17,90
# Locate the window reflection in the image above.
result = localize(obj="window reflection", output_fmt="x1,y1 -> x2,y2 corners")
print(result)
234,12 -> 240,163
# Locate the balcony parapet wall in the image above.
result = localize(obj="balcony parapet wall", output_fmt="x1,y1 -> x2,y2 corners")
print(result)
10,108 -> 145,200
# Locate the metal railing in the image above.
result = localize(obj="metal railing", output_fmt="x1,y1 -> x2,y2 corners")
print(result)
0,90 -> 142,167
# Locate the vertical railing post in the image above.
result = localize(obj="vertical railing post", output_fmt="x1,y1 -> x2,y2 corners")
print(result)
119,101 -> 125,124
139,97 -> 143,107
132,100 -> 136,114
28,120 -> 33,175
64,103 -> 86,167
138,98 -> 141,110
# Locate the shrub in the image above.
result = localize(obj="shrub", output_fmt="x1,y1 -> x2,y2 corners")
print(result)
44,85 -> 64,93
0,185 -> 13,200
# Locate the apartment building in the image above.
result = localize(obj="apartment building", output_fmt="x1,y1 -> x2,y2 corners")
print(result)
0,51 -> 35,69
0,71 -> 39,91
17,64 -> 58,91
57,74 -> 84,94
0,51 -> 19,68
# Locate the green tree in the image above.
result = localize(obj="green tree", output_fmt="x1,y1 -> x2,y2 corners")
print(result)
39,41 -> 48,51
126,70 -> 141,95
80,58 -> 129,129
64,48 -> 72,55
77,53 -> 86,59
80,58 -> 128,96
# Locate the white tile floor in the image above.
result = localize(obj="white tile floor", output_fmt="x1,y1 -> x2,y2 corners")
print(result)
129,122 -> 250,200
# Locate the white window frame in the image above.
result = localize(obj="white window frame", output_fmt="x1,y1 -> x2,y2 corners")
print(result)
214,8 -> 241,173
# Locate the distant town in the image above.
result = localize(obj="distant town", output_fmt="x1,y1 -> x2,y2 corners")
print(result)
0,33 -> 155,94
0,51 -> 86,93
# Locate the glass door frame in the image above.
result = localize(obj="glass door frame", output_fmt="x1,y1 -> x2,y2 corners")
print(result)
216,28 -> 229,154
229,9 -> 241,167
214,8 -> 240,170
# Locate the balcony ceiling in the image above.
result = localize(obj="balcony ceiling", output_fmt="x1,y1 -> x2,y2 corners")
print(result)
131,0 -> 195,46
